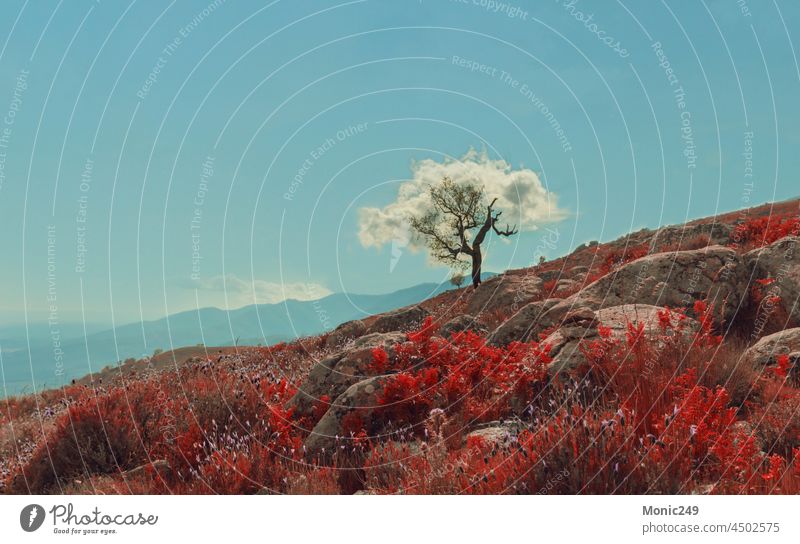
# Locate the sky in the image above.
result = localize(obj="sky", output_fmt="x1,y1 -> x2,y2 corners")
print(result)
0,0 -> 798,326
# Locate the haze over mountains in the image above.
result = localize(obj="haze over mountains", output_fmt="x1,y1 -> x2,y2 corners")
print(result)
1,280 -> 465,397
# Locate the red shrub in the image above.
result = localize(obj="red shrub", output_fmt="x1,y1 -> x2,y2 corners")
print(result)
731,214 -> 800,251
373,318 -> 551,427
11,382 -> 164,493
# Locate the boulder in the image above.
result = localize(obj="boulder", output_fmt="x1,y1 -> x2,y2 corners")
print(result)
325,319 -> 367,349
367,305 -> 429,334
556,279 -> 580,292
305,376 -> 386,456
288,332 -> 404,418
548,246 -> 748,329
746,236 -> 800,325
439,314 -> 488,338
492,247 -> 745,345
467,272 -> 543,316
543,304 -> 699,375
743,328 -> 800,366
487,298 -> 561,345
465,421 -> 525,449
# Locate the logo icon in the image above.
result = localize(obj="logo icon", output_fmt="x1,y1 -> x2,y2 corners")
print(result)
20,504 -> 45,532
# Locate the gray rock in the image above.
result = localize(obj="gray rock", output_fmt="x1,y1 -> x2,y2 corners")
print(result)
288,332 -> 404,418
651,222 -> 733,249
556,279 -> 580,292
743,327 -> 800,366
367,305 -> 430,334
543,304 -> 699,375
325,319 -> 367,349
305,376 -> 386,456
467,272 -> 543,316
465,421 -> 525,448
439,314 -> 488,338
487,298 -> 561,345
547,246 -> 748,329
746,236 -> 800,326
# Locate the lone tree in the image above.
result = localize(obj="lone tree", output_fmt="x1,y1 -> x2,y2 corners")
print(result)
449,272 -> 466,288
410,177 -> 518,288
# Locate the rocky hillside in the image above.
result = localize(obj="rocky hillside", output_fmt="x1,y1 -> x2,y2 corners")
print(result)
2,199 -> 799,494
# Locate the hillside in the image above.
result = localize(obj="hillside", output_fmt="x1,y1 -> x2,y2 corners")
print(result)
2,198 -> 799,495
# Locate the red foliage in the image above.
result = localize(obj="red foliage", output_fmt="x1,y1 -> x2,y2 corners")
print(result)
731,213 -> 800,251
6,302 -> 799,495
11,382 -> 166,493
600,243 -> 650,275
373,318 -> 551,427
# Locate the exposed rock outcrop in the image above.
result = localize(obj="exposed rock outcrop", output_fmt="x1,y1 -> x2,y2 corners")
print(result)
325,319 -> 367,349
467,272 -> 543,315
561,246 -> 747,321
543,304 -> 699,374
288,332 -> 404,418
650,221 -> 734,248
487,298 -> 561,345
746,236 -> 800,325
305,376 -> 386,455
743,327 -> 800,366
490,247 -> 744,346
465,421 -> 524,448
367,305 -> 429,334
439,314 -> 487,338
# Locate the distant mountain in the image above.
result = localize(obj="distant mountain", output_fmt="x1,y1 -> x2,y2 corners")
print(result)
0,280 -> 462,396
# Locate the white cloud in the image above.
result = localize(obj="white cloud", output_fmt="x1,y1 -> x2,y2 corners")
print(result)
187,274 -> 332,309
358,149 -> 567,253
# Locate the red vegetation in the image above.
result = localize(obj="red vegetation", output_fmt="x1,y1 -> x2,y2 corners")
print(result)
4,307 -> 798,495
731,213 -> 800,251
4,200 -> 800,495
373,317 -> 550,427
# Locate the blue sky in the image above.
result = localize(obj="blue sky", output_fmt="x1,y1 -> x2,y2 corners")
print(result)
0,0 -> 798,325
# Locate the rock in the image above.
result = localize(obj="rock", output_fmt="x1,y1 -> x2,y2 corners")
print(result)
543,304 -> 699,375
288,332 -> 405,418
367,305 -> 429,334
556,279 -> 580,292
325,319 -> 367,349
746,236 -> 800,326
439,314 -> 487,338
568,266 -> 589,281
651,222 -> 733,248
487,298 -> 561,345
465,421 -> 524,449
305,376 -> 386,455
548,246 -> 748,329
743,327 -> 800,366
492,248 -> 745,345
467,272 -> 543,316
563,307 -> 598,326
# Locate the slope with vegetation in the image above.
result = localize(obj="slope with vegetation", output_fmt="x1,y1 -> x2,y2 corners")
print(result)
2,199 -> 799,494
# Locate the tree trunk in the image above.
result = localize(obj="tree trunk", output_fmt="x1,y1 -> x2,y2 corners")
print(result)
471,247 -> 482,288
